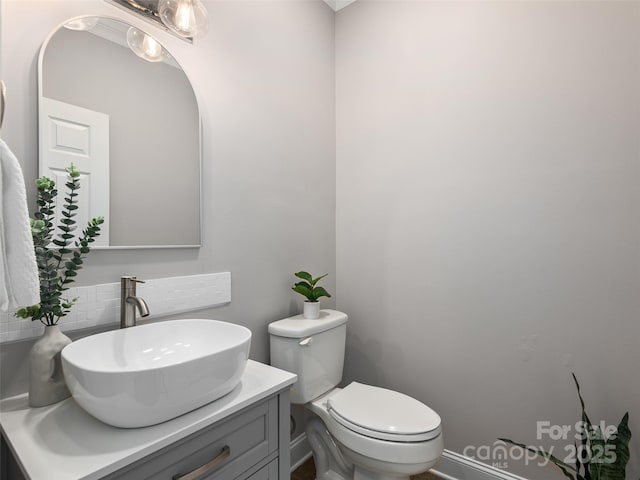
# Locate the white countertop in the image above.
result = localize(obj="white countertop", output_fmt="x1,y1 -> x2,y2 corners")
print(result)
0,360 -> 297,480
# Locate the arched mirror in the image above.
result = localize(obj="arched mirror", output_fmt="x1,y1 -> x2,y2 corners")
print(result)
38,16 -> 201,248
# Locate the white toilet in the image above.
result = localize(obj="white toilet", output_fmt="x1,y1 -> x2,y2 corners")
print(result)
269,310 -> 443,480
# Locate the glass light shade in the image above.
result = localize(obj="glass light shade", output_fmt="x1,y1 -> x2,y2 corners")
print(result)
158,0 -> 209,39
63,17 -> 99,31
126,27 -> 171,63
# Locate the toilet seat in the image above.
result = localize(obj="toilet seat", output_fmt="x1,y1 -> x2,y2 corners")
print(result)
326,382 -> 441,442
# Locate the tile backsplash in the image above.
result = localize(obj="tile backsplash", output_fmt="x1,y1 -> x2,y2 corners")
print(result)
0,273 -> 231,343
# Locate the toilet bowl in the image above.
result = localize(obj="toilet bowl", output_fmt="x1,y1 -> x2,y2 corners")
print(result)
307,384 -> 443,480
268,310 -> 443,480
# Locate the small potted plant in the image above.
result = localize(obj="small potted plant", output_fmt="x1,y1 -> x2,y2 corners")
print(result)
292,271 -> 331,319
15,163 -> 103,407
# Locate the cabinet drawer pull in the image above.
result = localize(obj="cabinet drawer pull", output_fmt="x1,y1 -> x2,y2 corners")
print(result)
173,445 -> 231,480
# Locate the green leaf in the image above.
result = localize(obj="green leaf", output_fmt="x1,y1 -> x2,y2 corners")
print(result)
573,373 -> 593,479
294,271 -> 313,283
499,438 -> 578,480
311,286 -> 331,300
65,163 -> 80,177
35,177 -> 54,190
590,413 -> 631,480
30,219 -> 46,234
292,283 -> 314,301
15,305 -> 41,319
61,297 -> 78,309
311,273 -> 329,286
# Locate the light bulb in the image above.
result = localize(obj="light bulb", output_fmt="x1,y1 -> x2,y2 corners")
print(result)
142,35 -> 162,58
158,0 -> 209,39
174,1 -> 196,32
126,27 -> 171,63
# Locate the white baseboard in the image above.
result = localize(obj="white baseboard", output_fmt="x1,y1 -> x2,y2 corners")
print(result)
290,432 -> 313,472
289,434 -> 529,480
427,451 -> 529,480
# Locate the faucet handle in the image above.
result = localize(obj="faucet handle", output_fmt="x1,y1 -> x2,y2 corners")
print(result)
121,276 -> 146,292
121,276 -> 145,284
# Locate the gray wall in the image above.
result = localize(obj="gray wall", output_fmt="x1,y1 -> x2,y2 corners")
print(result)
0,0 -> 336,396
43,26 -> 200,246
335,1 -> 640,479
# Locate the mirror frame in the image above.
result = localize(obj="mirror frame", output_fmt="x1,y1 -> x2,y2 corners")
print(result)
37,15 -> 203,249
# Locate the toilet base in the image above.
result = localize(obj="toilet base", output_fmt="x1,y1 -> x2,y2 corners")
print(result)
344,442 -> 438,480
306,417 -> 353,480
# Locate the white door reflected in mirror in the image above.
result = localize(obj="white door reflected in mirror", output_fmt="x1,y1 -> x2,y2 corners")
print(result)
40,97 -> 110,247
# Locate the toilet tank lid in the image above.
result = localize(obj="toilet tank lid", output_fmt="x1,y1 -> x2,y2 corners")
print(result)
268,309 -> 348,338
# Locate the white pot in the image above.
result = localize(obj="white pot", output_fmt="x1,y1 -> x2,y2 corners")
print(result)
303,301 -> 320,319
29,324 -> 72,407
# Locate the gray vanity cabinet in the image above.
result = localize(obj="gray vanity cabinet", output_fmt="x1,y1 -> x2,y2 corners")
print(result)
102,392 -> 290,480
1,361 -> 296,480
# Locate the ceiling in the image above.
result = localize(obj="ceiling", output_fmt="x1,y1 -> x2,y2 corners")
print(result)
322,0 -> 357,12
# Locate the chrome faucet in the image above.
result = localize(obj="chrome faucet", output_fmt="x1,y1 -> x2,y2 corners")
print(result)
120,276 -> 150,328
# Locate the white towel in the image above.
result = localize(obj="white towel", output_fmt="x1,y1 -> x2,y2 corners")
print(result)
0,139 -> 40,311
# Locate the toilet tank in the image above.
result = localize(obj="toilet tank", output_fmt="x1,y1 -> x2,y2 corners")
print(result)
269,309 -> 348,404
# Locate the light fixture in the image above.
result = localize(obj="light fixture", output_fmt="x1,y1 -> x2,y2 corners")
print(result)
158,0 -> 208,39
126,27 -> 171,62
105,0 -> 208,42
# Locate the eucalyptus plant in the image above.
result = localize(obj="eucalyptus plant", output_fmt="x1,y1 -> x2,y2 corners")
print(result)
292,271 -> 331,303
500,374 -> 633,480
15,164 -> 104,326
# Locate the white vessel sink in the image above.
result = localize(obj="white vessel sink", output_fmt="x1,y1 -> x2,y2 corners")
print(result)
61,319 -> 251,428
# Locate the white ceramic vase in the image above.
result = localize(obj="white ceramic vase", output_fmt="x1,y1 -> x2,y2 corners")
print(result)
303,301 -> 320,319
29,324 -> 72,407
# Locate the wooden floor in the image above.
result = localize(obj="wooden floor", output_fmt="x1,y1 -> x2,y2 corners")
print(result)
291,457 -> 439,480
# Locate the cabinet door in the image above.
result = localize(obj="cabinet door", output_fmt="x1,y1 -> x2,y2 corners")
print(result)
107,397 -> 277,480
240,459 -> 279,480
